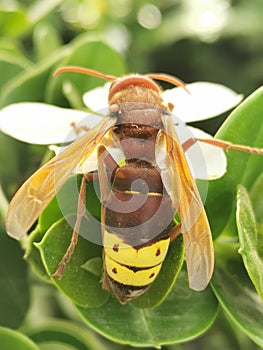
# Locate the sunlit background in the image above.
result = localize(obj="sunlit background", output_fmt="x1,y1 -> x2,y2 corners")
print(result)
1,0 -> 262,96
53,0 -> 263,94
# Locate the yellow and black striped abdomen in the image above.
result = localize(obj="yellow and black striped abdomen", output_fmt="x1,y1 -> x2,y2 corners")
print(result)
102,163 -> 175,303
104,229 -> 170,286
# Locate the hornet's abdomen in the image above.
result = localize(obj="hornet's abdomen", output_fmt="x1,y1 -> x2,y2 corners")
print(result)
102,163 -> 175,303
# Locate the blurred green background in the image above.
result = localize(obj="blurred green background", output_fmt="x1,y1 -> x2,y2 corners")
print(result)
0,1 -> 262,349
1,0 -> 262,93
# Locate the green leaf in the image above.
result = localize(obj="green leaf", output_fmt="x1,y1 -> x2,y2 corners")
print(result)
25,226 -> 49,280
39,174 -> 101,233
249,172 -> 263,226
46,35 -> 126,106
78,266 -> 218,348
0,9 -> 29,37
33,23 -> 62,62
0,230 -> 30,328
0,0 -> 63,38
184,311 -> 259,350
36,216 -> 109,307
81,257 -> 103,278
0,47 -> 69,107
27,0 -> 64,26
0,184 -> 8,222
0,52 -> 30,94
0,327 -> 39,350
38,344 -> 75,350
25,319 -> 109,350
206,87 -> 263,238
236,185 -> 263,299
0,38 -> 25,56
212,242 -> 263,347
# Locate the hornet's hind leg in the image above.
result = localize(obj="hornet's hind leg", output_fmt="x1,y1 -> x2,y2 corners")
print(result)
53,175 -> 87,279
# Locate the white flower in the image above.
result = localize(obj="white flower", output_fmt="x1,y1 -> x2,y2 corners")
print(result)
83,82 -> 111,111
162,82 -> 243,122
0,103 -> 87,144
0,81 -> 242,180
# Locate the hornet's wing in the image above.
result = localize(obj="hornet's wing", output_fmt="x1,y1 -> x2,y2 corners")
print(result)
6,116 -> 116,239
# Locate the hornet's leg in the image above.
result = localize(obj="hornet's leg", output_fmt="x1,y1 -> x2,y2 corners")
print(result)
53,175 -> 87,279
182,137 -> 263,155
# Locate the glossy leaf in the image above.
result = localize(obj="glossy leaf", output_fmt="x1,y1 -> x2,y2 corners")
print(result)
27,0 -> 64,28
0,48 -> 69,108
236,185 -> 263,299
0,0 -> 63,39
0,327 -> 39,350
0,52 -> 30,91
36,216 -> 109,307
25,319 -> 109,350
33,23 -> 62,62
206,87 -> 263,238
78,266 -> 218,347
181,311 -> 259,350
25,226 -> 49,280
38,344 -> 74,350
212,243 -> 263,347
0,9 -> 29,37
0,230 -> 30,328
81,257 -> 103,278
249,172 -> 263,227
0,185 -> 8,222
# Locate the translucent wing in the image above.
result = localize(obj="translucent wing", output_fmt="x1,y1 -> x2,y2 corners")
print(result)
157,112 -> 214,291
6,116 -> 116,240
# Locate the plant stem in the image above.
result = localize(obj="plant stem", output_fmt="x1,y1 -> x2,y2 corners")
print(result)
0,185 -> 8,222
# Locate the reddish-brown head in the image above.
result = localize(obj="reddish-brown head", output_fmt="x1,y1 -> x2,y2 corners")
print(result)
108,74 -> 163,106
53,66 -> 187,106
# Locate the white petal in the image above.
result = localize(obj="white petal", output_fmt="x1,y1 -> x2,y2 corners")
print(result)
48,144 -> 67,155
179,126 -> 227,180
0,102 -> 89,144
162,82 -> 243,122
83,83 -> 111,111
